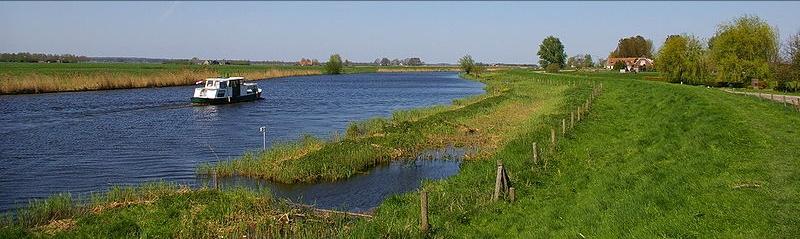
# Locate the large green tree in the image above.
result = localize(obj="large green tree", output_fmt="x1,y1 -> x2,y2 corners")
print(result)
324,54 -> 343,74
656,34 -> 711,85
610,36 -> 654,58
709,15 -> 778,85
537,36 -> 567,69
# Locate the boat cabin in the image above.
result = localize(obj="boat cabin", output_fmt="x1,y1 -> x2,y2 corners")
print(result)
192,77 -> 261,104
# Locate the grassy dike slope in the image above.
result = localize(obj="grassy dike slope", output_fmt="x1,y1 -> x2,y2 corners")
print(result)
350,72 -> 799,237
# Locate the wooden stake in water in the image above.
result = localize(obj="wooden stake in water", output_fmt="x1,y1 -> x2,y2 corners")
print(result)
212,169 -> 218,190
420,191 -> 429,233
259,126 -> 267,150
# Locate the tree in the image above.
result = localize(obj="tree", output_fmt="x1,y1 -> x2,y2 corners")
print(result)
610,36 -> 654,58
597,58 -> 607,68
658,34 -> 712,84
380,58 -> 391,66
567,54 -> 594,69
324,54 -> 343,74
709,15 -> 778,85
584,54 -> 594,68
538,36 -> 567,69
776,31 -> 800,91
459,55 -> 475,74
656,35 -> 689,82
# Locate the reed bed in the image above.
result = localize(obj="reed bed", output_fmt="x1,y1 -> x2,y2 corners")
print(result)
0,67 -> 321,94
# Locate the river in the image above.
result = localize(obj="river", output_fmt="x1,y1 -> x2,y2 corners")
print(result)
0,72 -> 484,212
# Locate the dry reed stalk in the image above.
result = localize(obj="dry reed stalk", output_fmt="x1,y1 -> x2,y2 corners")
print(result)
1,69 -> 322,94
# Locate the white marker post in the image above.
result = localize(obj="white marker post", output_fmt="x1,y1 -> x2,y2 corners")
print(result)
259,126 -> 267,150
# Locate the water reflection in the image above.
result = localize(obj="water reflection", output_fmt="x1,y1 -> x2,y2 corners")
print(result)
210,147 -> 477,212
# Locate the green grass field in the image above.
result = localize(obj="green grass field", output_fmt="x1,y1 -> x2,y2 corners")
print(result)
3,69 -> 798,238
349,70 -> 800,237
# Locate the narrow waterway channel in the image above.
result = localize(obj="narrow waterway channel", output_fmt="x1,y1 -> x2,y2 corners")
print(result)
0,72 -> 484,212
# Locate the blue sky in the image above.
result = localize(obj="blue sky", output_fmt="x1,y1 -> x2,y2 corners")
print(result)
1,1 -> 799,64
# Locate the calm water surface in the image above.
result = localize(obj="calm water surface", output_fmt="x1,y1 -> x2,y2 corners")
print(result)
0,72 -> 484,212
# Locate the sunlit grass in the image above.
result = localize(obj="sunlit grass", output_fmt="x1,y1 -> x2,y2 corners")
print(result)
0,182 -> 359,238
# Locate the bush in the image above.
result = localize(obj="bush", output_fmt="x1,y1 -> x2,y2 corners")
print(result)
613,61 -> 627,71
324,54 -> 343,74
545,63 -> 560,73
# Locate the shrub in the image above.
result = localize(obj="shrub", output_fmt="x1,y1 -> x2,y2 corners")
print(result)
324,54 -> 343,74
545,63 -> 560,73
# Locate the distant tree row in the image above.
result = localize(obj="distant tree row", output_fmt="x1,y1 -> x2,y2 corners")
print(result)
655,15 -> 797,91
372,57 -> 424,66
0,52 -> 90,63
567,54 -> 594,69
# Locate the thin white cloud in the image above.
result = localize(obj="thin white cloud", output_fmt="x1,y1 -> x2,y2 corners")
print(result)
159,1 -> 179,22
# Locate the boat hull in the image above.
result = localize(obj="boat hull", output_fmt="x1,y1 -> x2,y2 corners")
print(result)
191,92 -> 261,105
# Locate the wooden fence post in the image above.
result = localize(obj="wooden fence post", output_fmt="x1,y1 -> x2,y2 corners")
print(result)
420,191 -> 429,233
551,128 -> 556,148
509,187 -> 516,202
532,142 -> 539,165
577,108 -> 582,121
562,119 -> 566,136
570,112 -> 574,128
783,95 -> 787,107
493,161 -> 503,201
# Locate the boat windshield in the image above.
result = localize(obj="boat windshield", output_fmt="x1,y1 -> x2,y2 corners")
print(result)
206,80 -> 214,87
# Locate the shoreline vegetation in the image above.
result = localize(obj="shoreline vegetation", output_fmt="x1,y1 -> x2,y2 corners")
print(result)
3,69 -> 798,237
0,63 -> 461,95
198,70 -> 578,183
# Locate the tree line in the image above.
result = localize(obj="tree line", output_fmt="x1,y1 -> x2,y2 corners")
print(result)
657,15 -> 799,91
0,52 -> 90,63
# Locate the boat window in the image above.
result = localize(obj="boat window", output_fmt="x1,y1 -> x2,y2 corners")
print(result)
206,81 -> 214,87
220,82 -> 227,88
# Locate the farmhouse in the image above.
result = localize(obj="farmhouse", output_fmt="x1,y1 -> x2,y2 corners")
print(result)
298,58 -> 313,66
605,57 -> 654,72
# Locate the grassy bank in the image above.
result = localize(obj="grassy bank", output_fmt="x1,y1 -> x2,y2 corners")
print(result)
348,71 -> 800,237
0,183 -> 358,238
199,69 -> 589,183
0,63 -> 461,94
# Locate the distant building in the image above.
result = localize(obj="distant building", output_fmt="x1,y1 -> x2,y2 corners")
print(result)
606,57 -> 653,72
299,58 -> 313,66
202,60 -> 222,65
